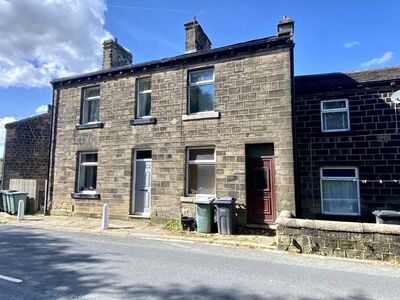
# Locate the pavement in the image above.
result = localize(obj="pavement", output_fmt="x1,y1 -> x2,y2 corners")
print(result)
0,212 -> 276,250
1,224 -> 400,300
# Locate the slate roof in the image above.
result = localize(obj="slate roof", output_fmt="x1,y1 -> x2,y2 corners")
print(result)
295,66 -> 400,94
51,33 -> 293,88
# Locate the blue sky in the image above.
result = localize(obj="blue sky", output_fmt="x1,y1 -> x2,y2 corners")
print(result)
0,0 -> 399,155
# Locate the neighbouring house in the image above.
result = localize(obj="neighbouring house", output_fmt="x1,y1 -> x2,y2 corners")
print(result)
295,67 -> 400,222
2,106 -> 53,212
48,18 -> 296,224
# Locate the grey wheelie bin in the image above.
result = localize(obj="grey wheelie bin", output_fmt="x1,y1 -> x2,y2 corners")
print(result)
7,191 -> 28,215
214,197 -> 237,235
194,197 -> 215,233
372,210 -> 400,225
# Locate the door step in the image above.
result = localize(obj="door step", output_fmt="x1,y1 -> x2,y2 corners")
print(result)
239,223 -> 276,236
129,214 -> 150,219
245,223 -> 276,230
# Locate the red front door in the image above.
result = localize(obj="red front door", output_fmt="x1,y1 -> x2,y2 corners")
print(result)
247,156 -> 276,224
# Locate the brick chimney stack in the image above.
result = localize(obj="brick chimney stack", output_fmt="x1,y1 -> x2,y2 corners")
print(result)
102,38 -> 132,69
277,16 -> 294,39
184,19 -> 212,53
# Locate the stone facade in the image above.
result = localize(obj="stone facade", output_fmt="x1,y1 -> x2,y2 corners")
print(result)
276,215 -> 400,263
295,68 -> 400,222
49,20 -> 296,223
3,107 -> 52,191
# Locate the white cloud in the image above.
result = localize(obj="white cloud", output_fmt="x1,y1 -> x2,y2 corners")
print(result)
35,104 -> 49,115
0,117 -> 17,158
343,41 -> 360,48
0,0 -> 112,88
361,51 -> 394,68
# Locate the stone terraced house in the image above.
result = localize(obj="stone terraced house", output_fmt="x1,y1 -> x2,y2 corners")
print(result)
295,67 -> 400,222
3,106 -> 52,212
48,18 -> 296,225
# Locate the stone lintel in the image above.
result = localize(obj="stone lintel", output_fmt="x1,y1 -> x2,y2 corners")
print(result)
129,118 -> 157,125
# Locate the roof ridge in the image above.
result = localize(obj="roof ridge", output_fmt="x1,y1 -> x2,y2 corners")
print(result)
51,34 -> 292,85
5,112 -> 51,128
296,65 -> 400,78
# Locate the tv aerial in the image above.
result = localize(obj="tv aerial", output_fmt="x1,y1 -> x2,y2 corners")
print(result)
390,90 -> 400,133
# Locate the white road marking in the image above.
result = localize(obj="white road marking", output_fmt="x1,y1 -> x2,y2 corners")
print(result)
0,274 -> 23,283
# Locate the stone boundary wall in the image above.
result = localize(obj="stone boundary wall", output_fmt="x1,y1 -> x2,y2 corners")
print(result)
276,216 -> 400,263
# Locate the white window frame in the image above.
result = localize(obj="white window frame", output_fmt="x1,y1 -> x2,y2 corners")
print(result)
186,147 -> 216,196
320,167 -> 360,216
320,99 -> 350,132
188,68 -> 215,114
77,152 -> 98,194
82,86 -> 100,124
136,78 -> 152,118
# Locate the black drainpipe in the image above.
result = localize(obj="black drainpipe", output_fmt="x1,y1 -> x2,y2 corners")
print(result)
45,84 -> 60,215
290,43 -> 301,218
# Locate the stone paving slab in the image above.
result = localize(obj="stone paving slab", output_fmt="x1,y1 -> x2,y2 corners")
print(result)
0,212 -> 276,250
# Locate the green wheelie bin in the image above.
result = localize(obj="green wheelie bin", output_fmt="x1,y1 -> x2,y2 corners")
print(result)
6,191 -> 13,214
4,190 -> 18,214
194,197 -> 215,233
0,190 -> 8,212
7,191 -> 28,215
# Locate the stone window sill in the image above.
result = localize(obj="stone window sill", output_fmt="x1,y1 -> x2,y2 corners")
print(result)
321,130 -> 353,136
180,196 -> 195,203
129,117 -> 157,125
76,122 -> 104,130
71,192 -> 101,200
182,112 -> 220,121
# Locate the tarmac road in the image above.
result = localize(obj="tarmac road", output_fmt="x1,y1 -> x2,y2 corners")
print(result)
0,224 -> 399,300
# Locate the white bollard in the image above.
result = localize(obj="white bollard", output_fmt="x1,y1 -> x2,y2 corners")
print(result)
101,203 -> 109,230
17,200 -> 24,221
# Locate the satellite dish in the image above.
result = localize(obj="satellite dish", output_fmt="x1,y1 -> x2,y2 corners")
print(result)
391,90 -> 400,103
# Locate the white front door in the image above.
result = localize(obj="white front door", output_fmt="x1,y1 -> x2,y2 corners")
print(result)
133,151 -> 152,215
